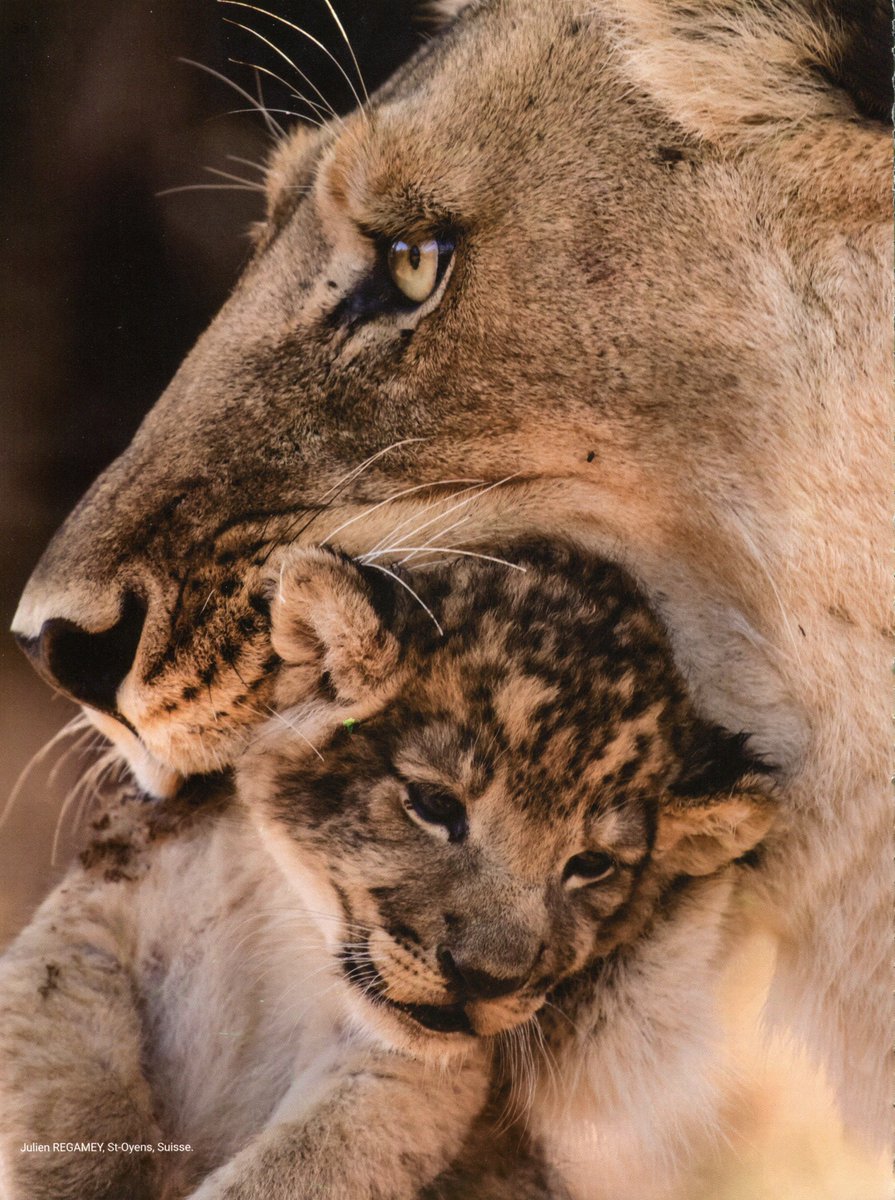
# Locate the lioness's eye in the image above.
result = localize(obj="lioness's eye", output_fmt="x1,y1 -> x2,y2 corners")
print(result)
405,781 -> 467,842
387,235 -> 453,304
563,851 -> 617,887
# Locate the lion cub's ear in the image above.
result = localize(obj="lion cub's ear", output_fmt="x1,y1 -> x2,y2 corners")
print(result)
656,720 -> 777,877
269,547 -> 403,706
655,784 -> 776,878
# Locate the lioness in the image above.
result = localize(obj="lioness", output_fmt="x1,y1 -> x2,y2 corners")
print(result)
0,544 -> 775,1200
7,0 -> 891,1182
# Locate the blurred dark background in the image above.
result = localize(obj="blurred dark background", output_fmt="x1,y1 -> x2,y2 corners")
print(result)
0,0 -> 421,941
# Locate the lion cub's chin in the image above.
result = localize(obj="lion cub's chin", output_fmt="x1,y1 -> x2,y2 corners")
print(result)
343,987 -> 543,1059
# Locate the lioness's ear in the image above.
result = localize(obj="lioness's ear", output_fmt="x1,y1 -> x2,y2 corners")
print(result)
269,547 -> 402,705
612,0 -> 891,224
614,0 -> 892,136
420,0 -> 478,30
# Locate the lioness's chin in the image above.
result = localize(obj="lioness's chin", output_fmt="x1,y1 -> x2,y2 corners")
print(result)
84,707 -> 183,798
85,702 -> 259,798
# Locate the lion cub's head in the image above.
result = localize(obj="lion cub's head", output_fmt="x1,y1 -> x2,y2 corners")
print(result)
237,542 -> 775,1049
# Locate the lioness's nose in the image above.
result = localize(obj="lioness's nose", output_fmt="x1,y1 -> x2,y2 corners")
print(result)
14,590 -> 147,715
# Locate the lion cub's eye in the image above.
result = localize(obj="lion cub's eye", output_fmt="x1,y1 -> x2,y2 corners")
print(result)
404,781 -> 467,842
563,851 -> 617,888
387,235 -> 453,304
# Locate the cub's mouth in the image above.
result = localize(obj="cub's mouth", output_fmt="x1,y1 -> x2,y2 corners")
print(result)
340,945 -> 543,1039
387,999 -> 474,1036
341,945 -> 474,1036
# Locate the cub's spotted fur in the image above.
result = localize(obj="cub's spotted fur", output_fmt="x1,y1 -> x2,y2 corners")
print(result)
0,545 -> 774,1200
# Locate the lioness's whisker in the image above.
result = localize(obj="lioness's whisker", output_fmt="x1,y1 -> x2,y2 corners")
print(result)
221,106 -> 319,125
226,153 -> 268,176
363,481 -> 491,556
219,0 -> 367,118
0,713 -> 92,835
178,57 -> 287,140
263,705 -> 325,761
156,183 -> 265,197
51,749 -> 122,867
394,514 -> 472,563
45,726 -> 98,794
257,438 -> 428,566
366,473 -> 521,560
361,562 -> 444,636
320,479 -> 482,547
221,14 -> 345,127
317,0 -> 370,107
228,55 -> 332,127
203,165 -> 267,192
383,546 -> 527,573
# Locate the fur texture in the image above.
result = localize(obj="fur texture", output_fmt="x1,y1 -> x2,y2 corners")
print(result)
9,0 -> 893,1173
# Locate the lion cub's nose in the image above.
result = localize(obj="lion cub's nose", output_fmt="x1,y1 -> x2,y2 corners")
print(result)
15,590 -> 147,716
436,944 -> 534,1001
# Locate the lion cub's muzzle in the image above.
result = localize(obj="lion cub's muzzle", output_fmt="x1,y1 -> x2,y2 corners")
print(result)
354,936 -> 549,1039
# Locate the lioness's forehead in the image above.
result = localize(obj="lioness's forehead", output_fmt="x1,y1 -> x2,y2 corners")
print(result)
267,2 -> 655,235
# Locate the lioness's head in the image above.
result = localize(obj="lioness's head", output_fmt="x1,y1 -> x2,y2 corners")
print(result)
238,543 -> 774,1047
12,0 -> 890,796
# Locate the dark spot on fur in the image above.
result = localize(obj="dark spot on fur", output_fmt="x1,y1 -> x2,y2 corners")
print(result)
249,592 -> 271,620
199,662 -> 218,686
586,450 -> 596,463
79,838 -> 134,877
388,922 -> 423,947
219,579 -> 239,597
182,685 -> 199,701
38,963 -> 60,999
656,144 -> 687,165
178,770 -> 233,808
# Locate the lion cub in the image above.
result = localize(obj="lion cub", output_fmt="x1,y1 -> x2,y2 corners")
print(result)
0,543 -> 775,1200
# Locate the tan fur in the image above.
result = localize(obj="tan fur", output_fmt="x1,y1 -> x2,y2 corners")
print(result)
9,0 -> 893,1179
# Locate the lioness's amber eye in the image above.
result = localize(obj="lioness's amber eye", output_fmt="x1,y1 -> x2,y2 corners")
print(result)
387,237 -> 441,303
